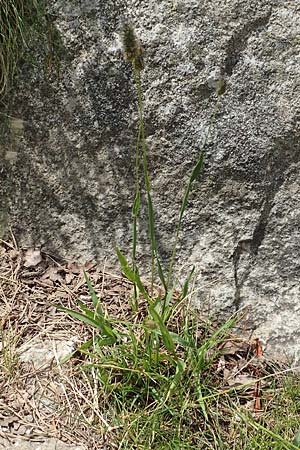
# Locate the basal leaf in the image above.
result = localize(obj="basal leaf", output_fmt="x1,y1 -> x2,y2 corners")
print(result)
55,304 -> 103,330
149,306 -> 175,353
116,247 -> 150,302
179,265 -> 195,300
168,358 -> 186,394
84,271 -> 103,316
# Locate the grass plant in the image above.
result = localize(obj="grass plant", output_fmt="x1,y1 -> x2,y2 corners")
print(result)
0,0 -> 41,96
0,0 -> 63,99
0,324 -> 19,377
56,24 -> 300,449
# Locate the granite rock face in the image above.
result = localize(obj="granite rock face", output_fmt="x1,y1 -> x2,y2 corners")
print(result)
0,1 -> 299,362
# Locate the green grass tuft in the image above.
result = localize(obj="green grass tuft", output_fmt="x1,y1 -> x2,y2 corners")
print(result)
0,0 -> 41,95
0,0 -> 63,99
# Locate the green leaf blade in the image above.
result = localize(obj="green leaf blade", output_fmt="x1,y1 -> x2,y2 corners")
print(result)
84,271 -> 103,316
149,306 -> 175,353
116,246 -> 151,302
55,304 -> 104,330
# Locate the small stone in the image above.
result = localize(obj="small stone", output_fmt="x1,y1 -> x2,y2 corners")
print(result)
19,338 -> 77,368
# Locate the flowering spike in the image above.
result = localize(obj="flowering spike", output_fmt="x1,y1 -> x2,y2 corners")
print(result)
122,23 -> 144,71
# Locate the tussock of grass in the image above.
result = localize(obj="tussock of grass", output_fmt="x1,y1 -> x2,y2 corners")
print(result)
57,273 -> 300,449
0,240 -> 299,448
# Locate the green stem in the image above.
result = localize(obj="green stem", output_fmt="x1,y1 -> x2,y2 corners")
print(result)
132,121 -> 141,311
133,66 -> 156,295
166,99 -> 221,289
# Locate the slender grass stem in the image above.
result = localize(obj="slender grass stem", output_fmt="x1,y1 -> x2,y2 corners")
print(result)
132,119 -> 142,311
166,98 -> 221,289
133,66 -> 156,295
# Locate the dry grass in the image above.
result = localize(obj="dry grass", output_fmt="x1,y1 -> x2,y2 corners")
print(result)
0,238 -> 135,448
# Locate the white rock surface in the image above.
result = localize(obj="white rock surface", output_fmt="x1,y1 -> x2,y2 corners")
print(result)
18,338 -> 77,368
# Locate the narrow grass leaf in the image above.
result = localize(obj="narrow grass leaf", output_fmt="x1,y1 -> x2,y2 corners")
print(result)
209,316 -> 236,343
55,304 -> 117,339
161,288 -> 175,321
99,322 -> 118,339
77,300 -> 96,318
245,415 -> 300,450
132,191 -> 140,217
169,331 -> 191,348
116,246 -> 151,302
196,382 -> 209,421
149,306 -> 175,353
293,430 -> 300,447
55,304 -> 104,330
168,358 -> 186,395
179,152 -> 204,223
190,151 -> 205,183
203,316 -> 237,351
84,271 -> 103,315
83,274 -> 118,338
94,336 -> 118,347
179,265 -> 195,300
156,254 -> 167,291
78,298 -> 117,339
167,152 -> 205,287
